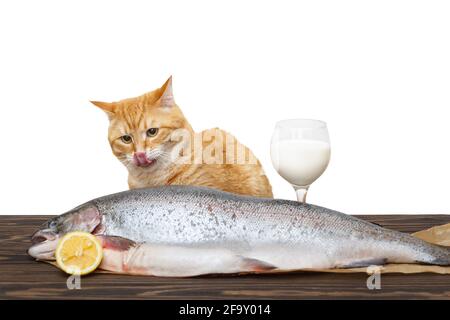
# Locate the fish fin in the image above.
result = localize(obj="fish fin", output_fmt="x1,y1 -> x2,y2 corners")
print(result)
338,258 -> 387,268
96,235 -> 136,251
239,256 -> 276,272
370,222 -> 383,228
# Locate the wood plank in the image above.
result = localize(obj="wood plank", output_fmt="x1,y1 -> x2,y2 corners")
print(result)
0,215 -> 449,299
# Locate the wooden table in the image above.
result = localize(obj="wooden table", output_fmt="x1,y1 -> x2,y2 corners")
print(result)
0,215 -> 449,300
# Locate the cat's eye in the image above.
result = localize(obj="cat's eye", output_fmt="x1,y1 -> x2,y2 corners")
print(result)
121,135 -> 133,144
146,128 -> 159,137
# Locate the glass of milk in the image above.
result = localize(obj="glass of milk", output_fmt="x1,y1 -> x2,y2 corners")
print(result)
270,119 -> 331,203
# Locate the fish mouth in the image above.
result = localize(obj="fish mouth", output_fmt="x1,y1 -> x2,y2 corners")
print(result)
31,229 -> 57,244
28,229 -> 59,260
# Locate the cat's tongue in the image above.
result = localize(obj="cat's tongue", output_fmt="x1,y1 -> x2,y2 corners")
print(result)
133,152 -> 155,167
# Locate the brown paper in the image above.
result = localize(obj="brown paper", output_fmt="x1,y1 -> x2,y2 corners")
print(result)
42,222 -> 450,275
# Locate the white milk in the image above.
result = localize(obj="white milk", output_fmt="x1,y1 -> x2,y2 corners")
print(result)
271,140 -> 331,187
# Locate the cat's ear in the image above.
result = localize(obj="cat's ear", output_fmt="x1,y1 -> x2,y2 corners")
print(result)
157,76 -> 175,108
90,100 -> 116,118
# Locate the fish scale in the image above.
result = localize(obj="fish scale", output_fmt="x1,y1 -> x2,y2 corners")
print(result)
28,186 -> 450,276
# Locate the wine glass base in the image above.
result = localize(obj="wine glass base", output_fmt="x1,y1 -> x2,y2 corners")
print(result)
293,185 -> 309,203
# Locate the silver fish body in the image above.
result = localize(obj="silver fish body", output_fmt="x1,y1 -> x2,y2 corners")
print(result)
29,186 -> 450,276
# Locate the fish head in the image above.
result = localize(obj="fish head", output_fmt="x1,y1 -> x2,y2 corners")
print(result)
28,205 -> 103,260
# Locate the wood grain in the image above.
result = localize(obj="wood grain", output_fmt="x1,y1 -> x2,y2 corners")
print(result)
0,215 -> 449,300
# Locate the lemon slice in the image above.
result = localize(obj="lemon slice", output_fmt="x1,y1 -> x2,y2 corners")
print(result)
55,231 -> 103,275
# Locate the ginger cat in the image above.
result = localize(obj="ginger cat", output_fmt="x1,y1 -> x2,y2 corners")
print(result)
91,77 -> 273,198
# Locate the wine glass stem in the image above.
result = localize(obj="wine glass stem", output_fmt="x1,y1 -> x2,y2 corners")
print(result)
295,187 -> 308,203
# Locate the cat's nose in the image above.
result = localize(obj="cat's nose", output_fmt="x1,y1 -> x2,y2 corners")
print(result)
133,152 -> 154,167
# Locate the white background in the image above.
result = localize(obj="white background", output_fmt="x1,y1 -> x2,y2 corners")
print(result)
0,0 -> 449,215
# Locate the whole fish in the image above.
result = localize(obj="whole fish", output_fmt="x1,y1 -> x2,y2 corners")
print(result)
28,186 -> 450,276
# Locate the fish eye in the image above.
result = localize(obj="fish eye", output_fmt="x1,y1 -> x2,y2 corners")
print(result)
121,135 -> 133,144
146,128 -> 158,137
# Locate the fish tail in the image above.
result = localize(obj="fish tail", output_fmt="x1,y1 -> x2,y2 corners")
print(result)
416,244 -> 450,266
428,246 -> 450,266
